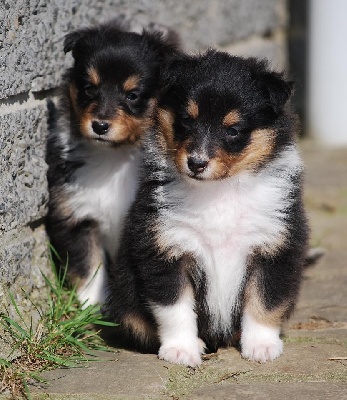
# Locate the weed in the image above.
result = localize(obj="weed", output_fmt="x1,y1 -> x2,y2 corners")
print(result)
0,251 -> 116,399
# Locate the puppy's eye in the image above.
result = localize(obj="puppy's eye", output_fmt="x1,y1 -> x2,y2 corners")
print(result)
126,92 -> 139,101
84,84 -> 96,97
181,115 -> 193,128
226,126 -> 240,137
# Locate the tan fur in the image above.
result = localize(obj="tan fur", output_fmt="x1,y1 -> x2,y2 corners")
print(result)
123,314 -> 157,343
213,128 -> 276,178
87,67 -> 101,86
123,75 -> 140,92
223,110 -> 241,126
72,230 -> 104,291
157,108 -> 175,149
187,99 -> 199,119
244,277 -> 287,328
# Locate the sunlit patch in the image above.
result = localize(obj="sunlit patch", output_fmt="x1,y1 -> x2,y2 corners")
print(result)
187,99 -> 199,119
87,67 -> 101,86
223,110 -> 241,126
123,75 -> 140,92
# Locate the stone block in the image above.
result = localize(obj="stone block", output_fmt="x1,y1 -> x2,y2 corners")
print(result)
0,103 -> 48,232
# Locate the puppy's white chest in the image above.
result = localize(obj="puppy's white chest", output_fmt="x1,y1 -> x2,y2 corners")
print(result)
159,169 -> 292,333
67,145 -> 139,254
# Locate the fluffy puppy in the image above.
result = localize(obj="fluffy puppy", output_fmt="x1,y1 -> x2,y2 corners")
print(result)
107,50 -> 309,365
46,22 -> 178,307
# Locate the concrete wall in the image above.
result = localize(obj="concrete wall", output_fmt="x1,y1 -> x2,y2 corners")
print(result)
0,0 -> 288,353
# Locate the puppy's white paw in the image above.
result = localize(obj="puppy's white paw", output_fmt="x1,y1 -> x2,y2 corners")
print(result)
158,339 -> 205,367
241,313 -> 283,363
241,335 -> 283,363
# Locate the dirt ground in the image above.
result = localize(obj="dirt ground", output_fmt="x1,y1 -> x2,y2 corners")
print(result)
25,141 -> 347,399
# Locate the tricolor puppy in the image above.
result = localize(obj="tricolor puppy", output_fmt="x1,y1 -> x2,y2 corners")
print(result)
46,22 -> 178,307
107,50 -> 309,365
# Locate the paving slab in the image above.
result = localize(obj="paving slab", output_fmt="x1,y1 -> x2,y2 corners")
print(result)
22,142 -> 347,399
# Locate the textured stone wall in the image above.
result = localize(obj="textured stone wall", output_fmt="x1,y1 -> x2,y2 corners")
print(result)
0,0 -> 288,354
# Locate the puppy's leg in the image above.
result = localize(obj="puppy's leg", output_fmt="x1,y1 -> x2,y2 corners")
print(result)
75,230 -> 107,308
241,298 -> 284,363
63,220 -> 107,308
240,253 -> 302,362
47,212 -> 107,307
151,286 -> 205,367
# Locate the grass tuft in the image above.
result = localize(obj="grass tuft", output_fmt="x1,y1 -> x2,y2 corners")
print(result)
0,251 -> 116,399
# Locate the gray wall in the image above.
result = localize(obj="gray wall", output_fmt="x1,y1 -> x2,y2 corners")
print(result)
0,0 -> 288,354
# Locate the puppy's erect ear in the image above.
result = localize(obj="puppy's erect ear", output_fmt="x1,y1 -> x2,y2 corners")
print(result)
260,69 -> 294,114
142,29 -> 180,61
64,31 -> 84,54
162,54 -> 198,88
63,28 -> 100,58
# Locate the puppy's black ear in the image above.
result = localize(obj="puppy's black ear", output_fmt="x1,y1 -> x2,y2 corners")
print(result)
142,29 -> 180,61
260,69 -> 294,114
64,31 -> 84,54
145,23 -> 181,50
162,54 -> 198,87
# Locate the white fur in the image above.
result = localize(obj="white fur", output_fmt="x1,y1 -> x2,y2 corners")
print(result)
241,311 -> 283,362
77,260 -> 108,307
151,289 -> 205,367
156,146 -> 302,335
65,141 -> 140,306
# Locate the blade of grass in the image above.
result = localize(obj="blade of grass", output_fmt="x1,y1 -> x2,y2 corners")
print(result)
8,292 -> 29,331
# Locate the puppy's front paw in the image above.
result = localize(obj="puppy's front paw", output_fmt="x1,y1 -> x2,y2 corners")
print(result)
241,314 -> 283,363
158,339 -> 205,367
241,335 -> 283,363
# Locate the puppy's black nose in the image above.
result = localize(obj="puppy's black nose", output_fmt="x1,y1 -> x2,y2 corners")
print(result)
187,156 -> 209,174
92,121 -> 109,135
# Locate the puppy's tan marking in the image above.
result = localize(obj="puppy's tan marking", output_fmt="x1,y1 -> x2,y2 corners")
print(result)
214,128 -> 276,178
158,108 -> 176,150
123,75 -> 140,92
79,102 -> 97,138
123,314 -> 157,343
87,67 -> 100,86
175,140 -> 192,175
111,103 -> 154,144
187,99 -> 199,119
244,277 -> 288,328
223,110 -> 241,126
50,187 -> 76,222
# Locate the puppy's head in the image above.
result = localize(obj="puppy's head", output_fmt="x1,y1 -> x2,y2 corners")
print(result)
64,23 -> 178,146
158,50 -> 294,180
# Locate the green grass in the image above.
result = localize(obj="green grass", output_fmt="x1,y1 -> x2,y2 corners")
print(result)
0,251 -> 116,399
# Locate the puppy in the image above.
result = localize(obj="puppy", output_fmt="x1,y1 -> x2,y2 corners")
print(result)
107,50 -> 309,365
46,22 -> 178,307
